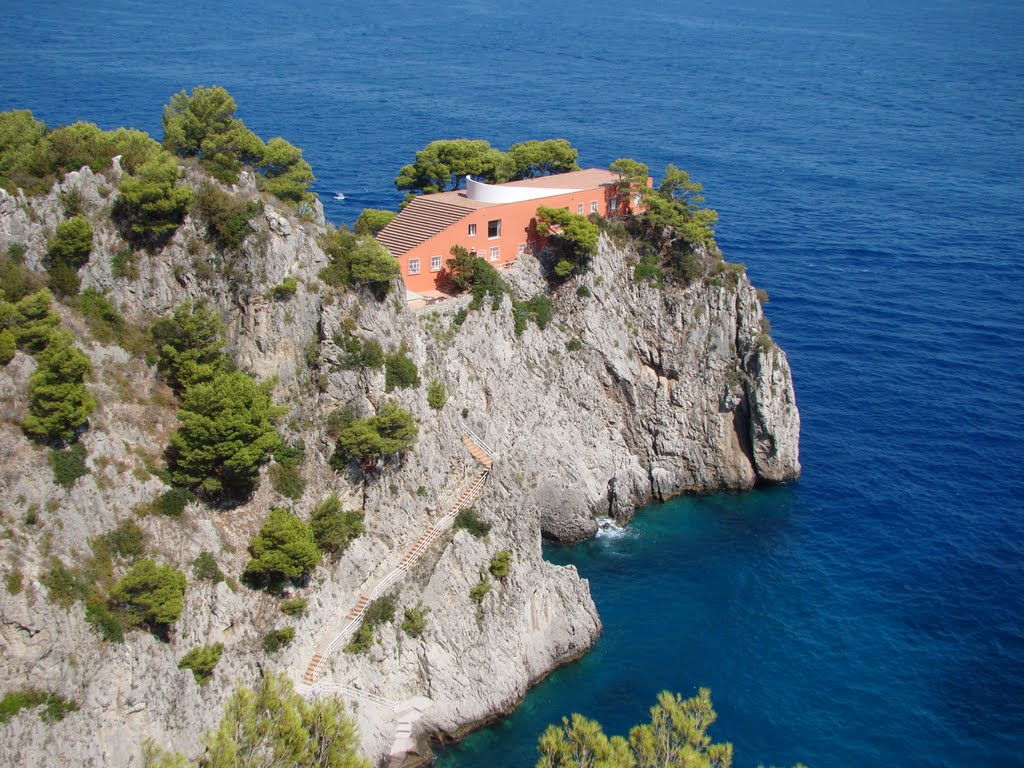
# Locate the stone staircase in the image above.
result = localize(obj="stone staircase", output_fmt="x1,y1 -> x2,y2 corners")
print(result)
300,432 -> 495,687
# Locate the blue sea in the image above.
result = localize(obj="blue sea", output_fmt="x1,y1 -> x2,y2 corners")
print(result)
3,1 -> 1022,765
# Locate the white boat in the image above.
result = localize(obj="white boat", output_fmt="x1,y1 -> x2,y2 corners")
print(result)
333,192 -> 346,201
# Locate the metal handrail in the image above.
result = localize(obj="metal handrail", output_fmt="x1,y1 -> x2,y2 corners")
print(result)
463,426 -> 497,462
303,681 -> 397,708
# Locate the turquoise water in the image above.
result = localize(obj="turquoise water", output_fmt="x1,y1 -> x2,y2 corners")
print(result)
3,1 -> 1023,765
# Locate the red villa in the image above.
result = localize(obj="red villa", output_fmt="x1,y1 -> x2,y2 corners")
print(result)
376,169 -> 648,297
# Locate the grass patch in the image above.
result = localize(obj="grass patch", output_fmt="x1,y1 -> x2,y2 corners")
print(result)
50,442 -> 88,488
453,507 -> 491,539
0,690 -> 78,724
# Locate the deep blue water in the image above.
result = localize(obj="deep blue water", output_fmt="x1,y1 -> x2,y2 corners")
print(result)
3,1 -> 1023,766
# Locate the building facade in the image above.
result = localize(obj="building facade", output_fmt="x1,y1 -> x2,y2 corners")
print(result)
376,168 -> 646,295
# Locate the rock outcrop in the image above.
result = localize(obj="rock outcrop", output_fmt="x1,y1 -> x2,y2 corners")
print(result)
0,164 -> 798,766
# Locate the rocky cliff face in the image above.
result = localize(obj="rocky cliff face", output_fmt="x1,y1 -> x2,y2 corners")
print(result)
0,165 -> 797,766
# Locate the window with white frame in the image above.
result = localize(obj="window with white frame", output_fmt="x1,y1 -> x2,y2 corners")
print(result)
609,196 -> 619,212
577,203 -> 584,215
487,219 -> 501,238
408,258 -> 420,275
468,223 -> 477,236
489,246 -> 499,261
590,200 -> 598,214
430,255 -> 442,272
634,193 -> 642,206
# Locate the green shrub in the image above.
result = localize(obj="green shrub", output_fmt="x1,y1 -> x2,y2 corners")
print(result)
5,568 -> 24,595
243,508 -> 321,589
269,276 -> 298,301
331,402 -> 418,470
333,332 -> 384,370
0,689 -> 78,724
192,551 -> 225,583
1,289 -> 59,352
152,487 -> 194,517
565,338 -> 583,352
0,244 -> 43,303
348,240 -> 400,299
576,284 -> 592,298
273,439 -> 305,469
634,252 -> 665,285
318,228 -> 399,299
402,604 -> 429,637
41,559 -> 89,608
384,350 -> 420,391
112,151 -> 192,250
756,288 -> 769,305
110,247 -> 139,280
453,507 -> 491,539
270,464 -> 305,501
262,626 -> 296,654
151,300 -> 227,393
489,550 -> 511,580
46,216 -> 93,271
256,137 -> 314,203
178,643 -> 224,685
58,189 -> 85,218
427,379 -> 447,410
109,559 -> 186,633
512,294 -> 553,336
535,205 -> 599,280
354,208 -> 397,236
280,597 -> 307,617
84,597 -> 124,642
162,86 -> 265,182
469,576 -> 491,604
103,519 -> 147,561
310,493 -> 364,560
22,329 -> 96,442
192,180 -> 260,250
50,442 -> 88,487
344,596 -> 395,654
46,263 -> 81,298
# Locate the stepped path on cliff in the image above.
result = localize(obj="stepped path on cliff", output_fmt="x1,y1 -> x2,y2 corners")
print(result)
298,429 -> 496,689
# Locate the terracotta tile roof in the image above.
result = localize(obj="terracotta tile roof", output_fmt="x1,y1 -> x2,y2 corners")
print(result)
376,196 -> 476,256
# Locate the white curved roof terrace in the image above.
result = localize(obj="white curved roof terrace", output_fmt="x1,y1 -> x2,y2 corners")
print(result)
465,176 -> 581,204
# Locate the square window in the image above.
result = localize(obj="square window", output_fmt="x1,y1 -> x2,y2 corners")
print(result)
408,258 -> 420,275
488,219 -> 501,238
590,201 -> 598,214
577,203 -> 584,215
430,255 -> 442,272
468,223 -> 477,236
489,246 -> 499,261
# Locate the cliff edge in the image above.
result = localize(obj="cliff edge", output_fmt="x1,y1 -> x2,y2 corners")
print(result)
0,163 -> 797,766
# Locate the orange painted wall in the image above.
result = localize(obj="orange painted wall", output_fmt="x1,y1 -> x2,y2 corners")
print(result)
395,182 -> 647,294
